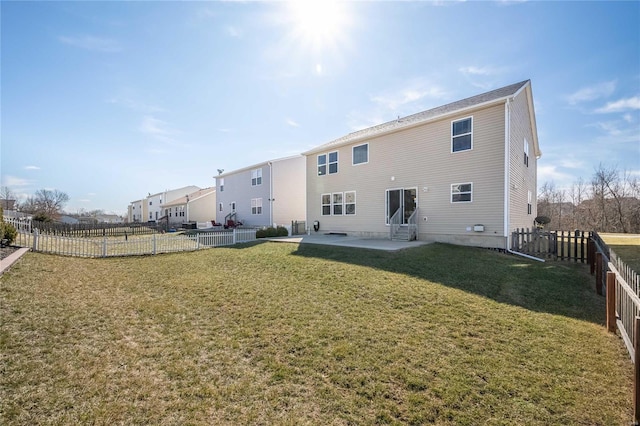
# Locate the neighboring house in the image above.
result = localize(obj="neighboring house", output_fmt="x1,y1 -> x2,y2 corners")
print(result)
215,156 -> 306,229
59,215 -> 80,225
302,80 -> 541,249
160,187 -> 217,226
128,186 -> 200,223
128,199 -> 145,223
95,214 -> 124,224
1,199 -> 16,211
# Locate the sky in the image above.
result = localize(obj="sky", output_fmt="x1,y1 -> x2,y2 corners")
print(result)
2,1 -> 639,216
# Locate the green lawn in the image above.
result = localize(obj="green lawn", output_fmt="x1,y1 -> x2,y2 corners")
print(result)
600,233 -> 640,272
0,242 -> 632,425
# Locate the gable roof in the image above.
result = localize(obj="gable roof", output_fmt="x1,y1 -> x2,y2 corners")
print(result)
161,187 -> 216,208
304,80 -> 533,155
215,155 -> 303,180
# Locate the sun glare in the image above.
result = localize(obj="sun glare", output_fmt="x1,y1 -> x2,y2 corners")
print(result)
287,0 -> 350,50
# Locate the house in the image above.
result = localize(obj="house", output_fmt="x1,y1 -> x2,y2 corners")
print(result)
128,186 -> 200,223
128,199 -> 145,223
95,214 -> 124,224
160,187 -> 216,226
302,80 -> 541,249
215,156 -> 306,230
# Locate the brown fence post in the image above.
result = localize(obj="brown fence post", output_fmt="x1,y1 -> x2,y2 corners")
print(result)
635,316 -> 640,424
588,239 -> 595,275
595,252 -> 603,295
606,271 -> 616,333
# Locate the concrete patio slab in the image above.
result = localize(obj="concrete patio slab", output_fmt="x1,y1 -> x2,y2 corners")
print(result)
265,234 -> 431,252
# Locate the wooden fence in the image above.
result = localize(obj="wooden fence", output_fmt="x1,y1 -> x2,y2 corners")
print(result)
11,228 -> 257,258
590,232 -> 640,423
511,228 -> 591,262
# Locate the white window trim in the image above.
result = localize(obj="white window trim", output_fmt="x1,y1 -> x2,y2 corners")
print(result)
332,192 -> 343,215
251,168 -> 263,186
251,198 -> 263,215
524,138 -> 530,167
451,182 -> 473,203
317,154 -> 327,176
451,116 -> 473,153
527,190 -> 532,215
219,178 -> 225,192
352,144 -> 369,166
345,191 -> 356,215
218,202 -> 223,212
328,151 -> 339,175
321,193 -> 331,216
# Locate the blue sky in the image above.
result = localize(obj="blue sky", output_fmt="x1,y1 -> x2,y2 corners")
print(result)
2,1 -> 639,215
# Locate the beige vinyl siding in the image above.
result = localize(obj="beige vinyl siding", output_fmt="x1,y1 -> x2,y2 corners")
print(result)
272,156 -> 306,226
306,103 -> 507,246
508,87 -> 537,231
188,193 -> 216,223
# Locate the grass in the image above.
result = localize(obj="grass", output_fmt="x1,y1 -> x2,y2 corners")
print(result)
0,242 -> 633,425
600,233 -> 640,272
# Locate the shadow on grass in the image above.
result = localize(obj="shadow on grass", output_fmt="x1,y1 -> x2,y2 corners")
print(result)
290,242 -> 605,325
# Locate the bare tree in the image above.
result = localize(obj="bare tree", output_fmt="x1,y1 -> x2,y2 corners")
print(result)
0,186 -> 16,210
20,189 -> 70,220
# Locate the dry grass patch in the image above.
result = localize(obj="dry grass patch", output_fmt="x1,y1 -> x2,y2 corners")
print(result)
0,242 -> 633,425
600,233 -> 640,272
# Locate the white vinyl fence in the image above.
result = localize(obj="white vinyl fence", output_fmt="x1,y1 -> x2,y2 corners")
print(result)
10,227 -> 257,258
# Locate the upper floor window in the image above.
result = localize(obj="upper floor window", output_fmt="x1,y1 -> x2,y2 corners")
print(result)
328,151 -> 338,174
451,182 -> 473,203
219,178 -> 224,192
251,168 -> 262,186
524,138 -> 530,167
318,154 -> 327,176
452,117 -> 472,152
352,144 -> 368,165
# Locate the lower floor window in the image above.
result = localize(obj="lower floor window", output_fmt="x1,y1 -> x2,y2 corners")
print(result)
527,190 -> 532,215
321,194 -> 331,215
332,193 -> 343,215
451,183 -> 472,203
251,198 -> 263,215
345,191 -> 356,215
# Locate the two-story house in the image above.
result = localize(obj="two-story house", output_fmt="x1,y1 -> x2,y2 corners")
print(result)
128,185 -> 200,223
215,155 -> 306,230
302,80 -> 541,249
160,187 -> 216,226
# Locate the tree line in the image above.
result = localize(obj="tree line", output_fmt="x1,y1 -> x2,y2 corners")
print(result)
1,187 -> 69,222
537,164 -> 639,233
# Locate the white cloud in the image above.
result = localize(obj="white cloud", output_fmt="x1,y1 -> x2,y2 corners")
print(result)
286,118 -> 300,127
58,35 -> 122,53
595,96 -> 640,113
225,25 -> 242,38
139,116 -> 182,145
1,175 -> 32,188
24,165 -> 40,170
565,81 -> 616,105
537,164 -> 575,187
107,96 -> 164,114
459,66 -> 499,76
370,82 -> 448,111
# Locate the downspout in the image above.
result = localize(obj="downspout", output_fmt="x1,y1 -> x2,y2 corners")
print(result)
504,99 -> 511,250
268,162 -> 273,227
507,248 -> 545,262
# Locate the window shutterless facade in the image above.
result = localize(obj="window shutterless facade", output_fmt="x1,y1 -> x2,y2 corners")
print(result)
345,191 -> 356,215
452,117 -> 472,152
451,183 -> 472,203
251,198 -> 263,215
352,144 -> 368,165
219,178 -> 224,192
524,138 -> 530,167
332,192 -> 343,215
251,168 -> 262,186
318,154 -> 327,176
328,151 -> 338,174
527,190 -> 532,215
321,193 -> 331,215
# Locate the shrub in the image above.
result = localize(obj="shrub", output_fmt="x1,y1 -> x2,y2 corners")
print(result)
256,226 -> 288,238
0,222 -> 17,245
